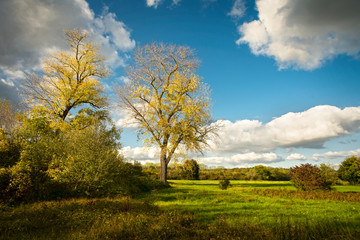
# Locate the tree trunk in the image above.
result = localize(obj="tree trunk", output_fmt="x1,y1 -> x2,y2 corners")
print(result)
160,148 -> 168,183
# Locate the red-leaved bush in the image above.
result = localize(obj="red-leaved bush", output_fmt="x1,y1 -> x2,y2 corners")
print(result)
289,164 -> 332,191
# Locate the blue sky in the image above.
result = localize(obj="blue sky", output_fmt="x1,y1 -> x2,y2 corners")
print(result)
1,0 -> 360,168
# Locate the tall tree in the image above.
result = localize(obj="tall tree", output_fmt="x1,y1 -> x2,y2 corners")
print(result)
22,29 -> 109,122
117,43 -> 217,183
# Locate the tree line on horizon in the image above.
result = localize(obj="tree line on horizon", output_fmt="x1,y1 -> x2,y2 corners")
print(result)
142,160 -> 360,187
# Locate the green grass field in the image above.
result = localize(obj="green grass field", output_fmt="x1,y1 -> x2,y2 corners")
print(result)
1,180 -> 360,239
142,180 -> 360,225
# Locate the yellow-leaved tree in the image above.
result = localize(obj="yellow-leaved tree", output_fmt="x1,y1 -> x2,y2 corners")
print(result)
22,29 -> 109,123
116,43 -> 218,183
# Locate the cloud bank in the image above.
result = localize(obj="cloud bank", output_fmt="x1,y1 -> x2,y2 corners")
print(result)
312,149 -> 360,161
120,105 -> 360,167
0,0 -> 135,104
237,0 -> 360,70
211,105 -> 360,153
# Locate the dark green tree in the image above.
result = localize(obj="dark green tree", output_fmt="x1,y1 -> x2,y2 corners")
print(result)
181,159 -> 200,180
338,156 -> 360,185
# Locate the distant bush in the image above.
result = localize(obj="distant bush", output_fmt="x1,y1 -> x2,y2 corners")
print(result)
319,163 -> 338,187
338,156 -> 360,185
181,159 -> 200,180
219,179 -> 230,190
290,164 -> 333,191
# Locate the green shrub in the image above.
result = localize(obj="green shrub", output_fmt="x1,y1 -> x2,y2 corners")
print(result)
181,159 -> 200,180
219,179 -> 230,190
338,156 -> 360,185
319,163 -> 338,187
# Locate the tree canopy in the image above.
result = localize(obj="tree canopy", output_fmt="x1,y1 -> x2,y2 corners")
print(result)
22,29 -> 109,123
116,43 -> 217,182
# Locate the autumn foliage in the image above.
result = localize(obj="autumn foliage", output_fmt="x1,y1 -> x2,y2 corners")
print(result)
289,164 -> 333,191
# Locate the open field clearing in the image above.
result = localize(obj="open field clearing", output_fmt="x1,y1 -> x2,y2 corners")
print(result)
142,181 -> 360,224
1,180 -> 359,240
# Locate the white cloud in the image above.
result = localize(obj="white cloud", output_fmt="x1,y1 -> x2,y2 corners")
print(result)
237,0 -> 360,70
228,0 -> 246,19
199,152 -> 283,166
286,153 -> 306,161
114,108 -> 140,128
121,146 -> 160,161
312,149 -> 360,161
210,105 -> 360,153
119,105 -> 360,167
146,0 -> 163,8
120,144 -> 283,167
0,0 -> 135,103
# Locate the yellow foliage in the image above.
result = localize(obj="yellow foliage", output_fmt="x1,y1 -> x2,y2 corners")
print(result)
23,29 -> 109,123
117,43 -> 218,182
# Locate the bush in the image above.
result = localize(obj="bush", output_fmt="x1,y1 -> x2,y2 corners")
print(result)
1,112 -> 162,204
219,179 -> 230,190
338,156 -> 360,185
181,159 -> 200,180
290,164 -> 332,191
319,163 -> 338,187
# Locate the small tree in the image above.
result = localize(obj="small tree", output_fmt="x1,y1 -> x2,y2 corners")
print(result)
338,156 -> 360,185
181,159 -> 200,180
290,164 -> 332,191
116,43 -> 218,183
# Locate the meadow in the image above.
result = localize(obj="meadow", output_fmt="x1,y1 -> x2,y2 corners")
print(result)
1,180 -> 360,240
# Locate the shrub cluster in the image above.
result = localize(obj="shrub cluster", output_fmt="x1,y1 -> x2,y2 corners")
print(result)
0,113 -> 163,204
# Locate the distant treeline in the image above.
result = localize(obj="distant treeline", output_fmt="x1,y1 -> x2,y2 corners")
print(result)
142,163 -> 291,181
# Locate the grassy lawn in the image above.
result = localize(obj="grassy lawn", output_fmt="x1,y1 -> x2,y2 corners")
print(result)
141,180 -> 360,225
1,180 -> 360,239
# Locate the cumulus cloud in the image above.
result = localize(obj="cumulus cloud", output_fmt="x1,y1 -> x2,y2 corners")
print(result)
228,0 -> 246,19
121,146 -> 160,162
199,152 -> 283,166
120,144 -> 283,167
237,0 -> 360,70
0,0 -> 135,104
286,153 -> 306,161
115,111 -> 139,128
210,105 -> 360,153
312,149 -> 360,161
146,0 -> 163,8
